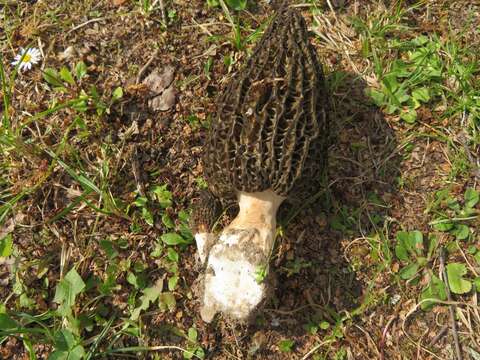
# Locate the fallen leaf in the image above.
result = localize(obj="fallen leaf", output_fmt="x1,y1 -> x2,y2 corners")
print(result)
150,86 -> 176,111
142,67 -> 176,111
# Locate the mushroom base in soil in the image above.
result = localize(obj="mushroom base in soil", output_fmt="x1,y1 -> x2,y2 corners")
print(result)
199,190 -> 284,322
192,1 -> 330,322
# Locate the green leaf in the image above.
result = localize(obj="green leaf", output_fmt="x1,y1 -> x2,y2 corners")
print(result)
225,0 -> 247,11
475,252 -> 480,266
427,234 -> 438,259
394,87 -> 410,104
319,321 -> 330,330
382,74 -> 399,92
43,68 -> 64,87
127,272 -> 138,289
112,87 -> 123,101
162,213 -> 175,229
0,234 -> 13,257
99,240 -> 118,259
19,293 -> 35,309
395,243 -> 409,262
130,281 -> 163,320
178,210 -> 189,223
366,88 -> 385,107
412,87 -> 430,103
390,60 -> 410,78
167,247 -> 179,262
179,224 -> 194,243
161,233 -> 187,246
446,263 -> 472,294
206,0 -> 219,7
420,274 -> 447,310
134,196 -> 148,207
411,35 -> 429,46
195,347 -> 205,359
152,185 -> 172,209
473,277 -> 480,291
399,263 -> 419,280
159,292 -> 176,312
141,207 -> 154,226
0,314 -> 18,331
50,329 -> 85,360
53,268 -> 86,316
151,242 -> 163,258
385,103 -> 399,115
278,339 -> 294,353
168,275 -> 178,291
75,61 -> 87,80
59,66 -> 75,85
396,230 -> 423,260
464,188 -> 479,208
54,329 -> 76,351
188,327 -> 198,342
467,245 -> 477,255
254,265 -> 268,283
400,108 -> 417,123
432,220 -> 454,231
450,224 -> 469,240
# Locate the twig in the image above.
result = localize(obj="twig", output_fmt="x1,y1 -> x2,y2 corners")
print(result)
218,0 -> 235,29
264,305 -> 310,315
401,297 -> 479,360
440,248 -> 463,360
428,324 -> 449,347
136,49 -> 159,84
325,0 -> 339,23
0,0 -> 18,5
300,340 -> 332,360
99,345 -> 202,359
354,324 -> 381,357
37,38 -> 46,70
131,146 -> 145,196
158,0 -> 167,26
191,17 -> 213,37
67,17 -> 106,35
379,315 -> 396,360
182,21 -> 230,30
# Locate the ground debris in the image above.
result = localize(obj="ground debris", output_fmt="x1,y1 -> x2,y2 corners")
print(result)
142,66 -> 177,111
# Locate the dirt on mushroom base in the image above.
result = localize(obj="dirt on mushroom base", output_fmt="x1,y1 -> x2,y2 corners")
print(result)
1,0 -> 479,359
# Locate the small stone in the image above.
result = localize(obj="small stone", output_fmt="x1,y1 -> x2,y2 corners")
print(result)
59,46 -> 77,60
390,294 -> 401,305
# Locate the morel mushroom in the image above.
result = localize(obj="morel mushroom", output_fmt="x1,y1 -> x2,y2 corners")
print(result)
193,2 -> 330,322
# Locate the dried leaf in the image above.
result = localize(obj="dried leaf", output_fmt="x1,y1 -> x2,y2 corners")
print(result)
142,67 -> 176,111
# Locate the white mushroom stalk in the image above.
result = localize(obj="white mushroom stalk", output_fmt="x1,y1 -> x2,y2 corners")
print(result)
199,190 -> 285,322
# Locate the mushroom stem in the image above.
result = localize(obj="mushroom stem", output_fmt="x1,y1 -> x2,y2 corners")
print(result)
200,190 -> 285,322
226,190 -> 286,252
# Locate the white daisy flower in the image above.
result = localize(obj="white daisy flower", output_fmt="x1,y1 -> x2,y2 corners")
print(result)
11,47 -> 41,72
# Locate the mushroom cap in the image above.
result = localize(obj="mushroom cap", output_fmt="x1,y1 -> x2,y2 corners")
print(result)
204,5 -> 330,201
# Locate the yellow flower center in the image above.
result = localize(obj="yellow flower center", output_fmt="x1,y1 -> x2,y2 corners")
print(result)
22,54 -> 32,63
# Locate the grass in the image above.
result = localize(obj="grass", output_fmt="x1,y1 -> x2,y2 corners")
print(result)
1,0 -> 480,359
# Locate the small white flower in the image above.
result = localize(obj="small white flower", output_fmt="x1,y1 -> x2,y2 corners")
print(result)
11,47 -> 41,72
